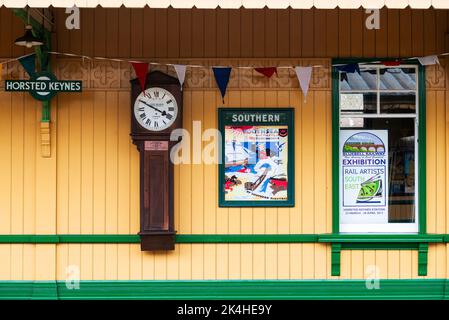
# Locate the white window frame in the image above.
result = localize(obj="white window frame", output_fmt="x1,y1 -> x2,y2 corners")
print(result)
338,64 -> 419,234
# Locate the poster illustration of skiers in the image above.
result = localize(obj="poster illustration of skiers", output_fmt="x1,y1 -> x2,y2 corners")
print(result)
219,108 -> 294,207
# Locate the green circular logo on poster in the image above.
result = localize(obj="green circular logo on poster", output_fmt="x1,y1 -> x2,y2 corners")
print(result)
29,71 -> 58,102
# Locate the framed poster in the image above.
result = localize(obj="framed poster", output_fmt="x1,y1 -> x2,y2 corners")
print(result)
339,130 -> 389,227
218,108 -> 294,207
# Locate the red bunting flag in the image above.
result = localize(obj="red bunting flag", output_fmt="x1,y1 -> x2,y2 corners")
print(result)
131,62 -> 149,94
254,67 -> 277,78
381,60 -> 402,66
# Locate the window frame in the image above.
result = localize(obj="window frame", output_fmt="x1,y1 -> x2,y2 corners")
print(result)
332,59 -> 427,235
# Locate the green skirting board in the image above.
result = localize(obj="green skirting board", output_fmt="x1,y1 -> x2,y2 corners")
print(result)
0,279 -> 448,300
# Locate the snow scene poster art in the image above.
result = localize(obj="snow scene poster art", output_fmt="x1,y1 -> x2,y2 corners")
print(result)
218,109 -> 294,207
339,130 -> 389,227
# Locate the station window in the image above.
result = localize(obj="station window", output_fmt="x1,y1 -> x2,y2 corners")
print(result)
335,64 -> 424,233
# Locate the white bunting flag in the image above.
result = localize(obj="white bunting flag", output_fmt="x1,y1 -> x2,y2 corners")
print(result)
295,66 -> 313,101
417,55 -> 440,66
173,64 -> 187,90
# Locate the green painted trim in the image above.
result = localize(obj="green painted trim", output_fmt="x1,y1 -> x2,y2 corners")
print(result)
341,243 -> 419,250
0,281 -> 58,300
331,59 -> 426,235
318,234 -> 443,243
331,67 -> 340,233
418,64 -> 427,234
176,234 -> 318,243
0,233 -> 448,244
0,235 -> 140,244
0,234 -> 320,244
218,108 -> 295,207
331,243 -> 341,276
418,243 -> 429,276
1,279 -> 448,300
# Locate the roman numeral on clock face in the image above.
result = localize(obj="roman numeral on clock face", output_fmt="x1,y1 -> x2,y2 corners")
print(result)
136,88 -> 177,131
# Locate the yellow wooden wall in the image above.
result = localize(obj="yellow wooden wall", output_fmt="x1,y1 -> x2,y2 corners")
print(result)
0,7 -> 448,280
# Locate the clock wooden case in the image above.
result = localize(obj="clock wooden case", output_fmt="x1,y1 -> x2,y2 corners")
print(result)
130,71 -> 182,251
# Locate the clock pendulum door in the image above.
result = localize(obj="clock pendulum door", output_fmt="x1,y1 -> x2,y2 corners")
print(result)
138,140 -> 175,250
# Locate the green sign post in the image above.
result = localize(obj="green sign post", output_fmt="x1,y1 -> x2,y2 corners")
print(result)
5,71 -> 82,101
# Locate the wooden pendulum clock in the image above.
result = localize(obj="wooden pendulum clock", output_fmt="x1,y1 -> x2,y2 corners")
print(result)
130,71 -> 182,251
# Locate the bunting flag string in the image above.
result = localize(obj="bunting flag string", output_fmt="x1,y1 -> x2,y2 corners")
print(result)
173,64 -> 186,90
417,55 -> 440,66
254,67 -> 277,78
295,66 -> 312,102
381,60 -> 403,66
18,54 -> 36,77
0,52 -> 36,66
131,62 -> 149,94
212,67 -> 232,104
1,50 -> 448,104
1,50 -> 447,75
335,63 -> 361,74
46,51 -> 327,69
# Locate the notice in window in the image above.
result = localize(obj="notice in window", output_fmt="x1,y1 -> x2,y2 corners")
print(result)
340,130 -> 389,224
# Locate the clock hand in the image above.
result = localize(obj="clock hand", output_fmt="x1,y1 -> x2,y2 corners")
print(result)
139,100 -> 166,115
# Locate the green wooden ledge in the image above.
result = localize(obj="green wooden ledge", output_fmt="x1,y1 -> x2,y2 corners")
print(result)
318,234 -> 444,243
0,234 -> 319,244
1,279 -> 449,300
0,233 -> 442,277
0,233 -> 443,245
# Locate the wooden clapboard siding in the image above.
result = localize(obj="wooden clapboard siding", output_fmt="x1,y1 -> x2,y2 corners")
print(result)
0,8 -> 447,59
0,8 -> 431,60
20,84 -> 338,280
49,91 -> 299,238
0,7 -> 449,281
0,8 -> 447,60
0,83 -> 430,281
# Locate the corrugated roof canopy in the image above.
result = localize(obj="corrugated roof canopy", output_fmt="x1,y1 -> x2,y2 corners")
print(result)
0,0 -> 448,9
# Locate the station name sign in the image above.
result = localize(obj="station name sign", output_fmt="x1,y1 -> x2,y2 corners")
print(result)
5,71 -> 82,101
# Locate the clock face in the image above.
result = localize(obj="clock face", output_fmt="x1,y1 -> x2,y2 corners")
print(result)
134,87 -> 178,132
